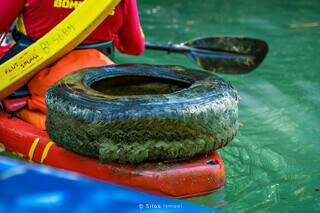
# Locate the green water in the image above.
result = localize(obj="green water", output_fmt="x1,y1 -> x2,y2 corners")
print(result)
116,0 -> 320,212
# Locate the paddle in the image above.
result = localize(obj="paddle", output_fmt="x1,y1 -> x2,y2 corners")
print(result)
145,36 -> 268,74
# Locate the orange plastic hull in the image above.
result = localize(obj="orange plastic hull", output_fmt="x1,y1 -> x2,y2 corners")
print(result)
0,111 -> 225,198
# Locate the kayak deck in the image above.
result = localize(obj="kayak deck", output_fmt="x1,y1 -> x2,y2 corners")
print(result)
0,111 -> 225,198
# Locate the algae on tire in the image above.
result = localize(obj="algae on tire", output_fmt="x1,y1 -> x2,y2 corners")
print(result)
46,64 -> 239,164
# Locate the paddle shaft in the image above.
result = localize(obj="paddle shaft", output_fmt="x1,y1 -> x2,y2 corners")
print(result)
145,42 -> 190,54
145,41 -> 248,56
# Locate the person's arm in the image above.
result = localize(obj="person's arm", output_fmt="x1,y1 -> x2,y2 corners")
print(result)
114,0 -> 144,56
0,0 -> 25,33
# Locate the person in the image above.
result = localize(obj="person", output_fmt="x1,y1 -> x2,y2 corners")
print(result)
0,0 -> 144,56
0,0 -> 145,117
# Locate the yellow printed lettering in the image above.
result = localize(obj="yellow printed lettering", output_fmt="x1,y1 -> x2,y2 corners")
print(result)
53,0 -> 62,8
62,0 -> 69,8
69,1 -> 80,9
53,0 -> 82,9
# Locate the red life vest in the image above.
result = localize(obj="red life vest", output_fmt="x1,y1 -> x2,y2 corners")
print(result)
0,0 -> 144,55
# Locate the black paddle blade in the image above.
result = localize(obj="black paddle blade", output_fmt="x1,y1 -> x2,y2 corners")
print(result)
184,37 -> 268,74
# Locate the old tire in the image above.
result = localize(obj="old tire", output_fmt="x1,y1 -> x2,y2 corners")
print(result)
46,64 -> 239,164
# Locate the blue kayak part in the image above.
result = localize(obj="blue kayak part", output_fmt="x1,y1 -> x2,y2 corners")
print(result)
0,157 -> 218,213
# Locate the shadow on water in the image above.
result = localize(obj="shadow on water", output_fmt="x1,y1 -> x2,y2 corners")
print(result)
115,0 -> 320,212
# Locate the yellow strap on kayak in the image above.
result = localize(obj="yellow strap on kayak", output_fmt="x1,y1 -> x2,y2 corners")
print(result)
28,137 -> 40,162
0,0 -> 121,100
40,141 -> 55,164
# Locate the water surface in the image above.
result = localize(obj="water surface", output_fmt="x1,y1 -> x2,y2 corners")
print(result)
116,0 -> 320,212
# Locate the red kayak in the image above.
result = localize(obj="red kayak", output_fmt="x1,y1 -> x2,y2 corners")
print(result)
0,105 -> 225,198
